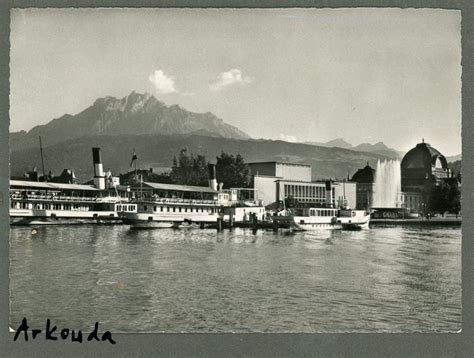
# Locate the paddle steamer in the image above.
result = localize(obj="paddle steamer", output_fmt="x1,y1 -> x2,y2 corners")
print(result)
9,148 -> 136,225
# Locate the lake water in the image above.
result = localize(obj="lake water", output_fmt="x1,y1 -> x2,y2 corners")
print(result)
9,225 -> 461,333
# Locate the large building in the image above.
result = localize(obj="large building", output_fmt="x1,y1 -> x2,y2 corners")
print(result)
400,140 -> 458,213
401,140 -> 451,190
249,161 -> 356,209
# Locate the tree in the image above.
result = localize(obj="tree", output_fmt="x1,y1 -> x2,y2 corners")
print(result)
170,148 -> 209,186
428,181 -> 461,215
446,182 -> 461,215
284,196 -> 299,208
215,152 -> 252,189
429,184 -> 448,214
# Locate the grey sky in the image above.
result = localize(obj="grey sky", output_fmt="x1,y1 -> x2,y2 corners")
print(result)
10,8 -> 461,155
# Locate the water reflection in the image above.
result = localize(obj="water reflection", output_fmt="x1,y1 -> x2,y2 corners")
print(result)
10,225 -> 461,333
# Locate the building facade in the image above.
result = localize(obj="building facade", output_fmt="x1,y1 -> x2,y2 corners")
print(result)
251,161 -> 356,209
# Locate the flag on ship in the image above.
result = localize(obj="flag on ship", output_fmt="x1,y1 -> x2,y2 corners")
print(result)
130,149 -> 138,168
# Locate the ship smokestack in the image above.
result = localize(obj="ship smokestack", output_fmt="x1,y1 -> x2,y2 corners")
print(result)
208,164 -> 218,191
92,147 -> 106,190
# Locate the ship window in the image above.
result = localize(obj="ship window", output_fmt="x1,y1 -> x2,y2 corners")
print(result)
173,207 -> 176,212
179,207 -> 182,212
154,206 -> 157,212
160,206 -> 163,212
167,207 -> 170,212
117,205 -> 121,211
185,207 -> 187,212
144,205 -> 148,211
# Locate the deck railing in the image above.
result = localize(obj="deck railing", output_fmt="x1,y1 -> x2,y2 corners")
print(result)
10,193 -> 125,203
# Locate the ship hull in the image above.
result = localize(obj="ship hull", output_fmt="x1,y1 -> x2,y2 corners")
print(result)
121,212 -> 220,229
293,215 -> 370,231
10,209 -> 121,226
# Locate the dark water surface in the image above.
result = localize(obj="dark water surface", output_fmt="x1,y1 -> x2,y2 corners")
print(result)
10,225 -> 461,333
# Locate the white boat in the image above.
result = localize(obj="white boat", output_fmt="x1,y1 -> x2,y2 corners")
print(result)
9,180 -> 136,225
272,207 -> 370,231
120,197 -> 223,229
9,147 -> 136,225
120,164 -> 250,229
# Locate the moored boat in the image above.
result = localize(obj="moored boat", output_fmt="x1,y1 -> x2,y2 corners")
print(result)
120,196 -> 224,229
9,148 -> 136,225
272,207 -> 370,231
9,180 -> 136,225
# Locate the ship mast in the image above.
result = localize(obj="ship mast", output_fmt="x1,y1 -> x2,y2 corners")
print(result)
39,136 -> 46,182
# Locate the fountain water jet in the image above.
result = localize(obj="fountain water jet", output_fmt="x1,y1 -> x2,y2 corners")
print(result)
373,160 -> 401,208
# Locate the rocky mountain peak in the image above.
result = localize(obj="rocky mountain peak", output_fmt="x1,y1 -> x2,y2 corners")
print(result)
92,91 -> 162,114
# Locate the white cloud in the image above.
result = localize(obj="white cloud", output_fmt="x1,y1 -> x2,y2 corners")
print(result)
279,134 -> 298,142
148,70 -> 177,94
210,69 -> 254,91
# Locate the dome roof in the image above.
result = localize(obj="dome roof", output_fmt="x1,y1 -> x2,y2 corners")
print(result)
401,141 -> 447,170
351,163 -> 375,183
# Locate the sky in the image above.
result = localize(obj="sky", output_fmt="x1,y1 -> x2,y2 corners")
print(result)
10,8 -> 462,155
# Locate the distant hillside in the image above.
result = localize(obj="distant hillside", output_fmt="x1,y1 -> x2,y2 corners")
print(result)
10,91 -> 249,152
305,138 -> 402,159
447,153 -> 462,162
10,134 -> 393,183
306,138 -> 353,149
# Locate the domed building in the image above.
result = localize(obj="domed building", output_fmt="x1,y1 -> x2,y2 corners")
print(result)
400,140 -> 459,214
350,162 -> 376,210
401,139 -> 450,190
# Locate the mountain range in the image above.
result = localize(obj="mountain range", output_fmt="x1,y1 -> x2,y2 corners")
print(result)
9,91 -> 460,182
10,91 -> 249,152
305,138 -> 404,159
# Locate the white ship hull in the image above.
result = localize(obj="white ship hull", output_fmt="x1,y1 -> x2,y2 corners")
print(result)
121,211 -> 220,229
10,209 -> 121,225
293,214 -> 370,231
